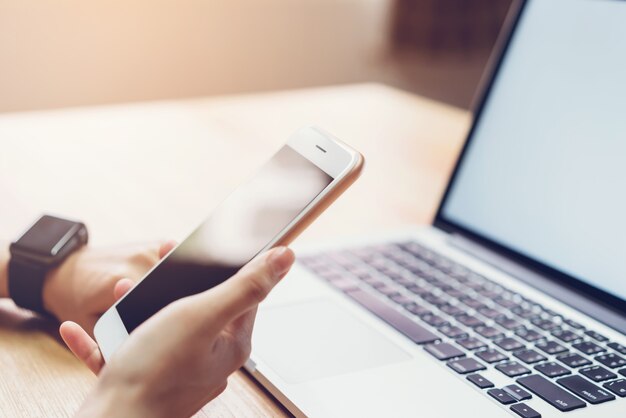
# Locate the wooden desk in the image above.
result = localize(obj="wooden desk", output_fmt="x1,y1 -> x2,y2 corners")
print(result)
0,84 -> 470,417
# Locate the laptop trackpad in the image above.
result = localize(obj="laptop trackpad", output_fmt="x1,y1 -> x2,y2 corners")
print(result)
253,298 -> 411,383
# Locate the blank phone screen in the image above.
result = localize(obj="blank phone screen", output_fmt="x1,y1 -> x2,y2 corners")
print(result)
116,145 -> 333,333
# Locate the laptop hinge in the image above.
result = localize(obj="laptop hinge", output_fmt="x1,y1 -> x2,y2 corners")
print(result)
446,233 -> 626,335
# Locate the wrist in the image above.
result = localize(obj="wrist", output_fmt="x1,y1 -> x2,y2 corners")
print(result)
77,376 -> 154,418
40,256 -> 71,319
41,248 -> 84,320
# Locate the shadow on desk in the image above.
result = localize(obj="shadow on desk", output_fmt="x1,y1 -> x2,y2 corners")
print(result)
0,300 -> 61,342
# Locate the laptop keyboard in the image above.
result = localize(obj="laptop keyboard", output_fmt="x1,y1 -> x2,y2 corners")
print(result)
300,241 -> 626,416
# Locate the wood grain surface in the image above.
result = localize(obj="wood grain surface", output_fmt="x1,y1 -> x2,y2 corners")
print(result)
0,84 -> 470,417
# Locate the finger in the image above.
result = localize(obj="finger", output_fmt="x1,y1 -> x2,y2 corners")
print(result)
203,247 -> 294,327
113,278 -> 134,301
59,321 -> 104,375
158,240 -> 177,259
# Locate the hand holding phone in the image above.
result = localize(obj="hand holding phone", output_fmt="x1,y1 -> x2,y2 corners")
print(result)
61,247 -> 295,418
94,127 -> 363,360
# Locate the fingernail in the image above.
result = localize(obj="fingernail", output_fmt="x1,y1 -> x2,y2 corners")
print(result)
268,247 -> 294,277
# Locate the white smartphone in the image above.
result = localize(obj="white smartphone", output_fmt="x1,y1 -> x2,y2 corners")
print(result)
94,126 -> 364,361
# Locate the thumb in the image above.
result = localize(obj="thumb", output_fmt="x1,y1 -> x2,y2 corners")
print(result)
202,247 -> 294,328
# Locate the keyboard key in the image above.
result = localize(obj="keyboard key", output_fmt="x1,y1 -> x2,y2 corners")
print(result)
358,274 -> 384,286
621,368 -> 626,377
460,296 -> 487,310
512,306 -> 539,319
495,296 -> 520,310
407,284 -> 431,296
536,340 -> 567,355
368,279 -> 388,289
429,280 -> 453,292
377,285 -> 400,297
477,307 -> 501,319
398,241 -> 427,258
510,403 -> 541,418
439,303 -> 465,316
475,326 -> 504,340
424,342 -> 465,360
580,365 -> 617,382
534,361 -> 571,378
531,318 -> 559,331
495,337 -> 525,351
495,316 -> 522,330
515,327 -> 543,342
456,314 -> 485,328
447,358 -> 486,374
584,330 -> 608,342
421,313 -> 449,327
476,349 -> 508,364
595,353 -> 626,369
503,384 -> 532,401
557,352 -> 591,368
351,267 -> 375,279
404,303 -> 430,317
541,308 -> 560,318
346,289 -> 439,344
496,361 -> 531,377
572,341 -> 604,355
523,301 -> 543,312
551,329 -> 580,343
477,289 -> 501,300
390,276 -> 416,288
465,277 -> 487,290
438,325 -> 468,339
517,374 -> 586,412
487,388 -> 516,404
514,349 -> 547,364
441,285 -> 464,296
457,337 -> 487,351
389,294 -> 415,306
466,373 -> 494,389
422,293 -> 448,307
557,375 -> 615,404
564,318 -> 585,330
603,378 -> 626,397
607,342 -> 626,355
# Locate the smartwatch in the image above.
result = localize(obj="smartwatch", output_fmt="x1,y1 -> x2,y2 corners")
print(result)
9,214 -> 88,317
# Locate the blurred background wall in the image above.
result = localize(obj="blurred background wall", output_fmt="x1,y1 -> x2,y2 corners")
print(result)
0,0 -> 511,113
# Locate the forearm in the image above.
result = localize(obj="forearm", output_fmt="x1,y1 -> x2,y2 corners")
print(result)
76,378 -> 158,418
0,242 -> 9,298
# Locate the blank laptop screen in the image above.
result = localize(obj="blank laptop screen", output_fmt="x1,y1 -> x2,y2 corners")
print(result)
440,0 -> 626,302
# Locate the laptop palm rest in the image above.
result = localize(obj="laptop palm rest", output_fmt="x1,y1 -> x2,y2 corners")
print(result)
253,298 -> 411,384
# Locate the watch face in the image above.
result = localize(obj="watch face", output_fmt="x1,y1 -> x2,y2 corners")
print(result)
14,215 -> 79,257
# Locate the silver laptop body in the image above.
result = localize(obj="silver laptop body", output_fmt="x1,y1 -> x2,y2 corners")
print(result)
248,1 -> 626,417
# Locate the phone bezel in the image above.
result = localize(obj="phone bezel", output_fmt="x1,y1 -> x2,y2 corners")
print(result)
94,126 -> 363,362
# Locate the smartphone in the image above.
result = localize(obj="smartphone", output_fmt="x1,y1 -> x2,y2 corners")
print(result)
94,126 -> 363,361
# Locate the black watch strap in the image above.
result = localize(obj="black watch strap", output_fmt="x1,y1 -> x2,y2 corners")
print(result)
8,258 -> 52,317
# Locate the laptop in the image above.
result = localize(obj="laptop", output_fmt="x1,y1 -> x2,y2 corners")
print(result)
247,1 -> 626,417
